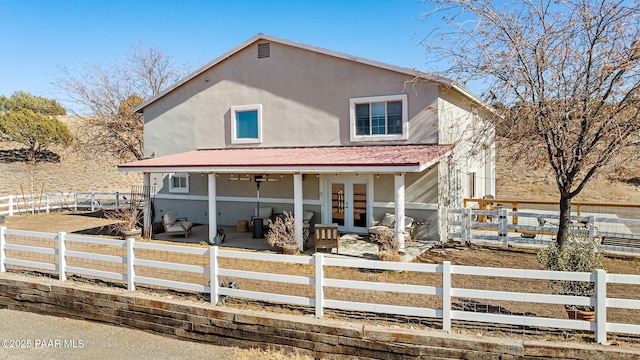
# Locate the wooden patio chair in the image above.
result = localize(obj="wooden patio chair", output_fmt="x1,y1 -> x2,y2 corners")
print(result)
314,224 -> 340,254
161,211 -> 193,238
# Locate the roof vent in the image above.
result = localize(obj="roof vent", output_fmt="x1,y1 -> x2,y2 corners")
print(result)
258,43 -> 270,59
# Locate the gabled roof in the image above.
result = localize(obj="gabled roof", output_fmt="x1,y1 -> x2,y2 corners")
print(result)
134,33 -> 489,113
118,144 -> 454,174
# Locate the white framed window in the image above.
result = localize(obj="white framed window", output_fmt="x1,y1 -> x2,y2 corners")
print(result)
231,104 -> 262,144
169,173 -> 189,193
349,94 -> 408,142
468,172 -> 476,198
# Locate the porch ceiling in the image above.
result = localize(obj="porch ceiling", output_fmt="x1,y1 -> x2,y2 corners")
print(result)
118,144 -> 454,174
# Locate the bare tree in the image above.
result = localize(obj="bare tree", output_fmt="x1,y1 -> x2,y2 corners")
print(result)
422,0 -> 640,248
55,43 -> 190,160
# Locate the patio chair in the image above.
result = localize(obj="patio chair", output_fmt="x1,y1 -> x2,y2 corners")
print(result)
161,211 -> 193,238
302,210 -> 314,244
314,224 -> 340,253
251,207 -> 273,231
368,213 -> 415,241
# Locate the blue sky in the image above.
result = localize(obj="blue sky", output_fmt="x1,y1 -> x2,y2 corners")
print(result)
0,0 -> 442,112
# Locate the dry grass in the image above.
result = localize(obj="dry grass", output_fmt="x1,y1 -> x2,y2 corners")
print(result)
496,141 -> 640,203
233,347 -> 313,360
0,116 -> 141,196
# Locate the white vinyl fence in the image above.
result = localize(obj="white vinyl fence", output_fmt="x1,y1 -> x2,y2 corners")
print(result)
0,192 -> 134,217
0,192 -> 120,216
3,226 -> 640,344
449,208 -> 640,253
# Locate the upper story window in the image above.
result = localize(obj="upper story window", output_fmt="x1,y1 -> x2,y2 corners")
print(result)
349,94 -> 408,142
169,173 -> 189,193
231,104 -> 262,144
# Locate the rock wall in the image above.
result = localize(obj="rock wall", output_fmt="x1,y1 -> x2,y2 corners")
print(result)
1,274 -> 638,359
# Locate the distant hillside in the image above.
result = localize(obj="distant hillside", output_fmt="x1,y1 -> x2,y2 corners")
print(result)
0,116 -> 637,203
495,141 -> 640,203
0,116 -> 141,196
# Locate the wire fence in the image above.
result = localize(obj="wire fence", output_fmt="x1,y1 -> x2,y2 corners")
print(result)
451,200 -> 640,251
0,190 -> 153,217
4,226 -> 640,346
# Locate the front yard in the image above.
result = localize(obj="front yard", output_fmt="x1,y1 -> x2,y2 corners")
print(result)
4,211 -> 640,347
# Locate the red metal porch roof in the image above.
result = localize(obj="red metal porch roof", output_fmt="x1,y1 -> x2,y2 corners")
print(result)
118,144 -> 454,173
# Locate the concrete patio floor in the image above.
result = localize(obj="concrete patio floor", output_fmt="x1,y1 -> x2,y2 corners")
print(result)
153,224 -> 437,261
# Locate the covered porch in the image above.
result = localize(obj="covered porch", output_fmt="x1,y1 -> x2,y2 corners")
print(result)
153,224 -> 437,261
119,144 -> 454,255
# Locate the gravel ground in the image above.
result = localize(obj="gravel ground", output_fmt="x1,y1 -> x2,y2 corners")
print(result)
0,309 -> 241,360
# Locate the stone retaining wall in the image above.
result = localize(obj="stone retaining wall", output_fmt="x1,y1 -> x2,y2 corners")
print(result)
1,274 -> 639,359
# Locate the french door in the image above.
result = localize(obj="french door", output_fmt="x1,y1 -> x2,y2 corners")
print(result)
328,178 -> 369,233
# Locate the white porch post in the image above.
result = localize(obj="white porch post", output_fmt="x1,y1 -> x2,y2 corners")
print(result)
143,173 -> 151,238
208,173 -> 217,245
294,173 -> 304,252
394,173 -> 406,253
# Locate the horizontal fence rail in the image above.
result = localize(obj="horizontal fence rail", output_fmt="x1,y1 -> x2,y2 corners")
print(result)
0,191 -> 139,217
449,205 -> 640,252
3,226 -> 640,344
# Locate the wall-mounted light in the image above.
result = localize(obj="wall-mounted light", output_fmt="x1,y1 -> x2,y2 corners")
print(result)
255,174 -> 280,182
229,174 -> 251,181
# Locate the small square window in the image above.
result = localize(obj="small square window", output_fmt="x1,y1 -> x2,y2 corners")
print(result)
231,104 -> 262,144
169,173 -> 189,193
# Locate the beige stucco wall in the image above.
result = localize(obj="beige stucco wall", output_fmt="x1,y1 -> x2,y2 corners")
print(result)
140,39 -> 494,241
143,41 -> 440,157
438,89 -> 495,206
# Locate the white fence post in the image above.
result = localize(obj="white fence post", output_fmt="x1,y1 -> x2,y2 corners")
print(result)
595,269 -> 607,344
73,193 -> 78,211
8,195 -> 13,216
315,253 -> 325,318
588,215 -> 596,239
91,192 -> 95,212
442,261 -> 451,332
0,226 -> 6,273
58,232 -> 66,281
498,208 -> 509,248
115,192 -> 120,212
210,246 -> 218,304
461,208 -> 471,245
46,194 -> 50,213
127,238 -> 135,291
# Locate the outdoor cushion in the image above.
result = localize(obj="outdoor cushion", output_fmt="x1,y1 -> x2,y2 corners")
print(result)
164,211 -> 177,225
380,213 -> 396,227
370,213 -> 415,235
166,221 -> 193,233
303,211 -> 314,223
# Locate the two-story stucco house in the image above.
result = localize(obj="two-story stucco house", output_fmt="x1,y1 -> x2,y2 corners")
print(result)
119,34 -> 495,252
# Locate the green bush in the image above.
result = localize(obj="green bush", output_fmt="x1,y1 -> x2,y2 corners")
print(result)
538,233 -> 604,306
